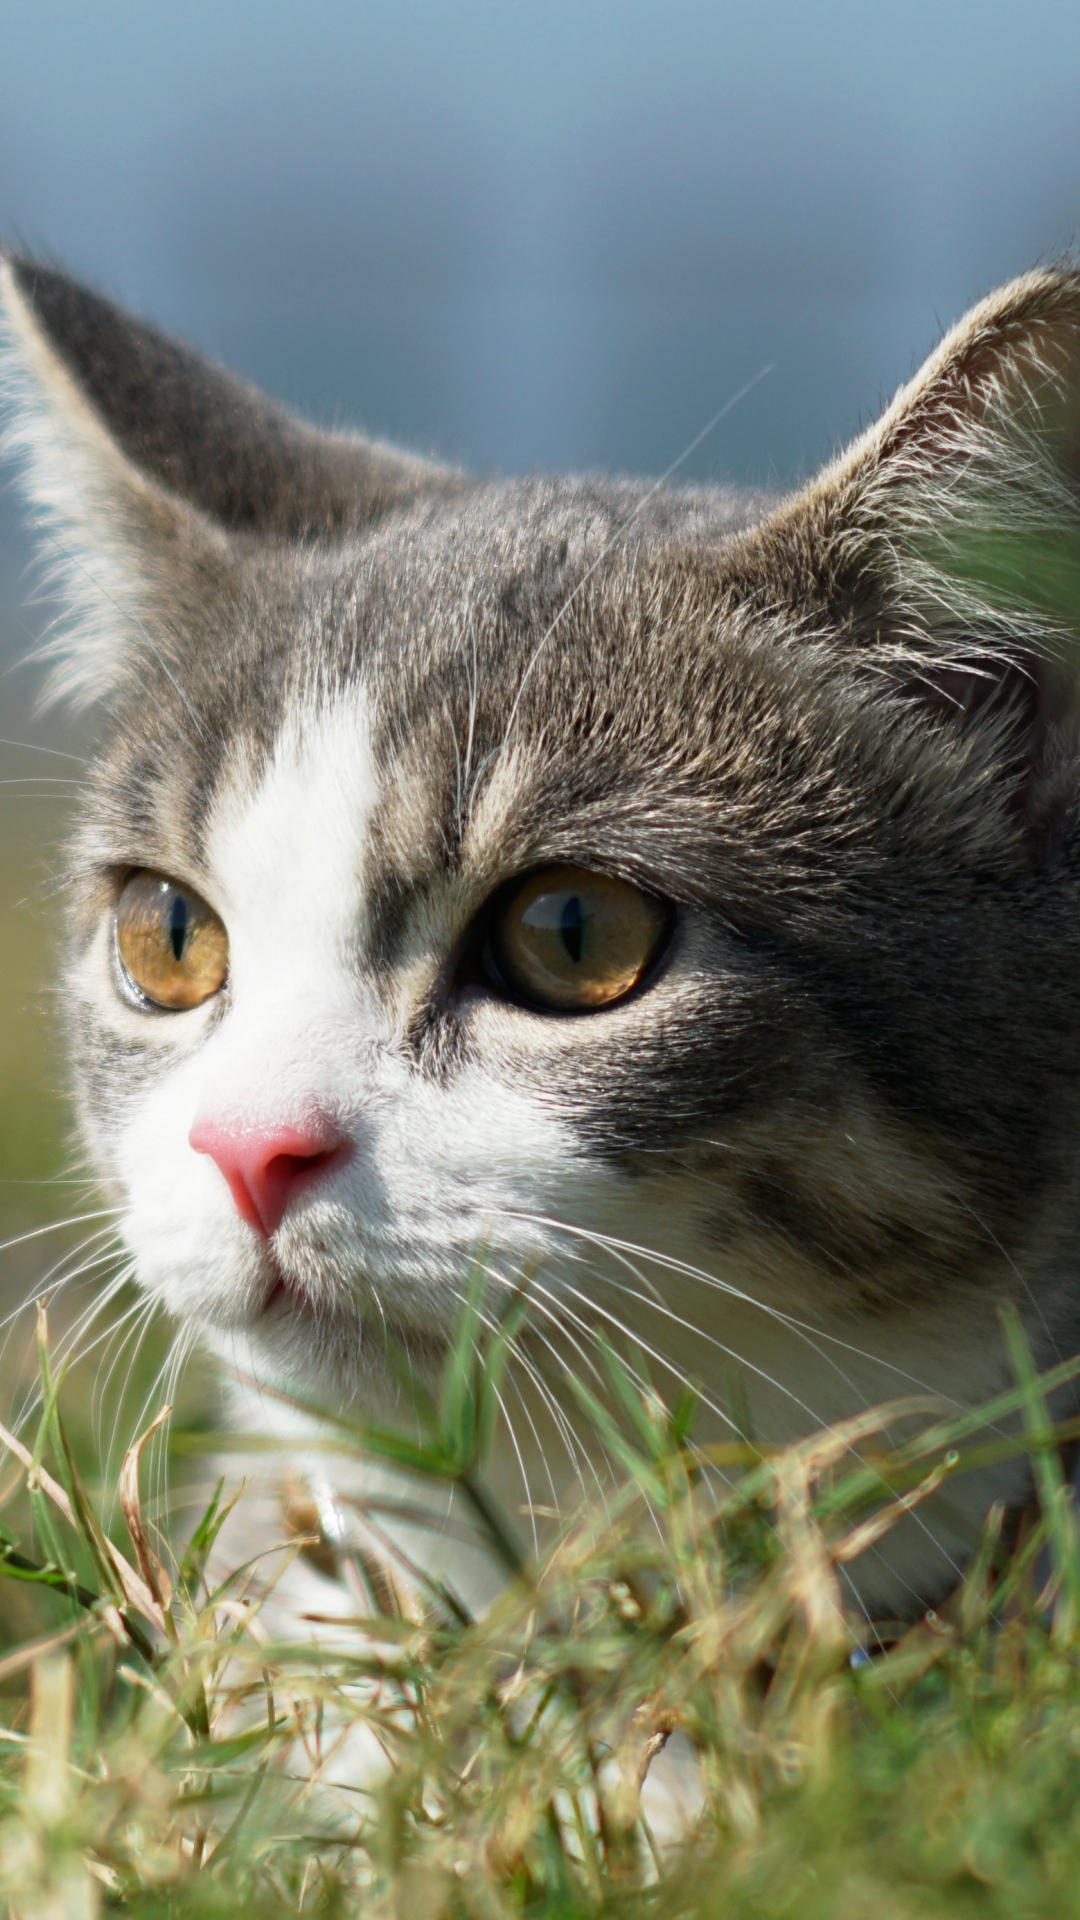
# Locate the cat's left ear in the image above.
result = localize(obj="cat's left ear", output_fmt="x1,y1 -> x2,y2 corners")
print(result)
749,267 -> 1080,799
0,253 -> 463,705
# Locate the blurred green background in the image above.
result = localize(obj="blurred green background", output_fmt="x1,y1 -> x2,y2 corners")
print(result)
0,682 -> 78,1265
0,498 -> 87,1268
0,589 -> 215,1654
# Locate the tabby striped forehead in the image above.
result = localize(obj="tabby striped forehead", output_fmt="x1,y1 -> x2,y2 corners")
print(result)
72,468 -> 1021,1016
198,680 -> 537,1005
75,484 -> 679,878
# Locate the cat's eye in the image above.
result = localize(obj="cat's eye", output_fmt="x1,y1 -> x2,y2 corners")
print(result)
114,871 -> 228,1011
490,865 -> 670,1012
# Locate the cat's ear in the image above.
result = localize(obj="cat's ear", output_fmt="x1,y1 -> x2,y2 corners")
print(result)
0,253 -> 461,706
751,267 -> 1080,822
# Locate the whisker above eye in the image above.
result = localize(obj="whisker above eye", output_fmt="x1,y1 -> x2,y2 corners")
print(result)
0,776 -> 89,787
488,363 -> 773,770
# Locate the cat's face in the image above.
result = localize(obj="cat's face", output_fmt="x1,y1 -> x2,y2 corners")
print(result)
64,488 -> 912,1402
5,255 -> 1080,1505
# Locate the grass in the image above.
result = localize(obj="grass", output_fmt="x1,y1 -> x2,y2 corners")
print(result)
0,1286 -> 1075,1916
3,712 -> 1080,1915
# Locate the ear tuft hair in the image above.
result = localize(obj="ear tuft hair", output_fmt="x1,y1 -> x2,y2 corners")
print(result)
0,253 -> 215,707
768,267 -> 1080,666
745,267 -> 1080,849
0,252 -> 464,706
841,268 -> 1080,662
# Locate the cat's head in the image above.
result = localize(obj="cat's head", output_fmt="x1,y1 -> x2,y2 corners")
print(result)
4,254 -> 1080,1446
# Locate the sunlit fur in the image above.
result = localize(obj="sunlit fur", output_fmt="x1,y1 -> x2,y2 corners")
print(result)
5,252 -> 1080,1617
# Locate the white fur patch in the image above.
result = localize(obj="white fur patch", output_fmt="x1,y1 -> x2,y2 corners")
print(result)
109,687 -> 588,1350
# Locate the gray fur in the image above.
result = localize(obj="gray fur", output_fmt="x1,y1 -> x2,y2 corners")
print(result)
5,251 -> 1080,1610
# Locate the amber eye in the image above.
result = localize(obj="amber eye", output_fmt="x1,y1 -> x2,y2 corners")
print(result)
491,865 -> 670,1012
114,871 -> 228,1011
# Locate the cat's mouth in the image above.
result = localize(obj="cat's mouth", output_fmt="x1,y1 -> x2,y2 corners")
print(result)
256,1248 -> 457,1362
263,1274 -> 291,1313
258,1254 -> 366,1334
261,1259 -> 319,1322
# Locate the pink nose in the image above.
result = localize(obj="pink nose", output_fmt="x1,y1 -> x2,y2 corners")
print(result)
189,1118 -> 349,1237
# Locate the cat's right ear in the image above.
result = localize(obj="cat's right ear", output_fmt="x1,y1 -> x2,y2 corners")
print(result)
733,266 -> 1080,853
0,254 -> 462,706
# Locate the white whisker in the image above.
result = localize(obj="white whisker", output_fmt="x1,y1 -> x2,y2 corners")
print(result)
0,1208 -> 122,1264
490,365 -> 774,768
501,1208 -> 976,1412
0,737 -> 88,764
484,1223 -> 968,1597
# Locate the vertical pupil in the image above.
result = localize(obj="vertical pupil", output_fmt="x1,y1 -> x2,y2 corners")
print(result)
559,893 -> 584,965
167,892 -> 189,963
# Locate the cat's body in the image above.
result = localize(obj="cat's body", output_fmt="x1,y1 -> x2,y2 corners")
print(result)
4,254 -> 1080,1618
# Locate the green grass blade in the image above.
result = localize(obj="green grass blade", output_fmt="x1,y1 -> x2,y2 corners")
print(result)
999,1302 -> 1080,1636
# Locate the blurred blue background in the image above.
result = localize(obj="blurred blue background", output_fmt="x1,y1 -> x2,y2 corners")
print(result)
1,0 -> 1080,1220
5,0 -> 1080,517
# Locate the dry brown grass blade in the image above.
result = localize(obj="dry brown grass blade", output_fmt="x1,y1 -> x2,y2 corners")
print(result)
787,1395 -> 946,1480
24,1652 -> 74,1824
0,1413 -> 76,1528
119,1405 -> 174,1613
0,1619 -> 93,1685
771,1451 -> 848,1651
636,1712 -> 678,1788
0,1411 -> 166,1632
832,1458 -> 952,1565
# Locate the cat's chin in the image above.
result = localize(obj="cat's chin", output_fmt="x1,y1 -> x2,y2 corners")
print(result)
231,1273 -> 362,1403
261,1265 -> 314,1321
246,1259 -> 475,1437
255,1255 -> 362,1346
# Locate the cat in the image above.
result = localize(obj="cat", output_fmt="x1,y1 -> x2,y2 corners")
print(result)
3,250 -> 1080,1626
